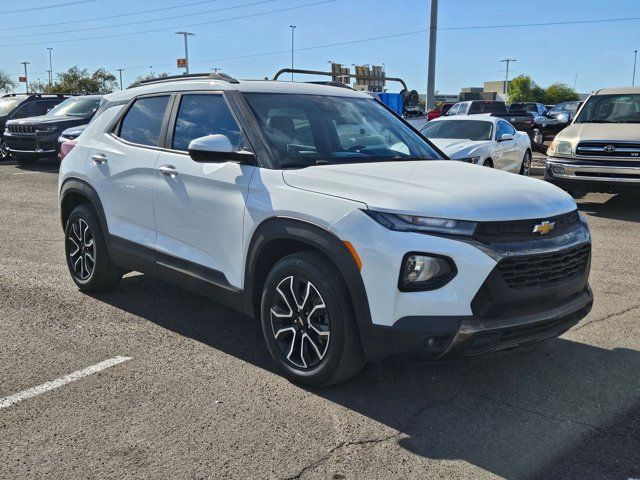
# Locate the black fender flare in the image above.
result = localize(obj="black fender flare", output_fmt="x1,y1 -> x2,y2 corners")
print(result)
243,217 -> 375,353
59,178 -> 109,236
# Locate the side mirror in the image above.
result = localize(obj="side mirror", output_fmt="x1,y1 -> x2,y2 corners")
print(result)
187,134 -> 254,164
498,133 -> 514,141
556,112 -> 570,124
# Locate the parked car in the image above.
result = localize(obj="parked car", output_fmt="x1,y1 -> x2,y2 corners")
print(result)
58,124 -> 87,161
0,93 -> 70,160
446,100 -> 535,141
426,102 -> 454,121
5,95 -> 102,164
509,101 -> 585,146
546,87 -> 640,195
420,115 -> 532,175
59,73 -> 592,386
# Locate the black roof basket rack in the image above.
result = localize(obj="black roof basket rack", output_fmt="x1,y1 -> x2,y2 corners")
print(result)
128,72 -> 239,89
2,93 -> 72,98
272,68 -> 408,91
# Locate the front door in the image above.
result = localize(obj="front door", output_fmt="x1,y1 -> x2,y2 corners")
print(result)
152,92 -> 255,289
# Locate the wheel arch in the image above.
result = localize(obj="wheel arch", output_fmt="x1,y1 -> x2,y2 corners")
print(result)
60,178 -> 108,236
243,217 -> 373,352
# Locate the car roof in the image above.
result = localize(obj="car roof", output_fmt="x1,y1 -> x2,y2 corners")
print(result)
593,86 -> 640,95
104,78 -> 372,103
429,114 -> 498,124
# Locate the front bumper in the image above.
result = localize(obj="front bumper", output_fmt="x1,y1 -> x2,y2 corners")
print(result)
546,156 -> 640,193
4,131 -> 59,158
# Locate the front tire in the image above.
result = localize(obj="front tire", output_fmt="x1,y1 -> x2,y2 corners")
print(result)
64,204 -> 123,292
260,252 -> 365,387
520,150 -> 532,176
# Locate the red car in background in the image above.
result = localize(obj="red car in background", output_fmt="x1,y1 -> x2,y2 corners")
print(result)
426,102 -> 454,121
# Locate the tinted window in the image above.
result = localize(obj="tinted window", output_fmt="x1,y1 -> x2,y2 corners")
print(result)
172,94 -> 242,151
119,96 -> 170,146
421,120 -> 492,141
497,121 -> 516,137
469,102 -> 505,114
12,101 -> 45,119
446,103 -> 460,115
0,97 -> 24,116
49,97 -> 101,117
576,94 -> 640,124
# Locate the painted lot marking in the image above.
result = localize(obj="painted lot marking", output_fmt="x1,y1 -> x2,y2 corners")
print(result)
0,356 -> 131,410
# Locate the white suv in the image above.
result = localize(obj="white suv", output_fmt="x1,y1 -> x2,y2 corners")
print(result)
59,73 -> 593,386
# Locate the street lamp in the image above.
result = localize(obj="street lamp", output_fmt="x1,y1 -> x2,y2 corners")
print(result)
633,50 -> 638,87
289,25 -> 296,81
176,31 -> 195,74
20,61 -> 30,94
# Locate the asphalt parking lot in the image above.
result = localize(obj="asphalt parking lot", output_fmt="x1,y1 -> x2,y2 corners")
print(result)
1,159 -> 639,480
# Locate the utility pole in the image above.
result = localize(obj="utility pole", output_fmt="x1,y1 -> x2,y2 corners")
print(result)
211,67 -> 221,73
46,47 -> 53,89
21,61 -> 30,94
633,50 -> 637,87
289,25 -> 296,81
500,58 -> 516,96
426,0 -> 438,110
176,31 -> 195,74
117,68 -> 124,90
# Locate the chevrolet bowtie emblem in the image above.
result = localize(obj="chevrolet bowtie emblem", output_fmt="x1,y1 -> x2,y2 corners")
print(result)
533,220 -> 555,235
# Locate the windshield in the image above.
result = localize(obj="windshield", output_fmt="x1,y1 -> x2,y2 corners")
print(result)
575,94 -> 640,124
48,97 -> 101,117
243,93 -> 441,167
421,120 -> 493,141
0,97 -> 23,116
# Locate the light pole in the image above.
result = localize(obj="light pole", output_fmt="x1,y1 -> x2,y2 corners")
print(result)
21,61 -> 30,94
426,0 -> 438,110
117,68 -> 124,90
46,47 -> 53,89
633,50 -> 637,87
500,58 -> 517,96
176,31 -> 195,74
289,25 -> 296,81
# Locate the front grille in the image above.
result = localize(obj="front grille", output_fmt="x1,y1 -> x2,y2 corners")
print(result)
497,244 -> 590,289
576,142 -> 640,158
474,210 -> 580,243
7,124 -> 36,135
5,136 -> 37,150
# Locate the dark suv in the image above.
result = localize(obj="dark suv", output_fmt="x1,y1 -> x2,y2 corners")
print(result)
4,95 -> 103,164
0,94 -> 71,160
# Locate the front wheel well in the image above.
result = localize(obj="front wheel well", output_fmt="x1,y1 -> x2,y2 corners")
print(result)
484,157 -> 494,167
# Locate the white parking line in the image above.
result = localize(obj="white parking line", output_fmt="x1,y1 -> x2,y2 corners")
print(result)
0,356 -> 131,410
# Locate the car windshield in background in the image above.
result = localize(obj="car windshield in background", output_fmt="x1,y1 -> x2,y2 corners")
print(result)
48,97 -> 101,117
243,93 -> 441,167
0,97 -> 23,116
421,120 -> 493,141
575,94 -> 640,124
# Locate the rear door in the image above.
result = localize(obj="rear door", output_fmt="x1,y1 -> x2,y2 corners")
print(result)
84,93 -> 172,250
152,92 -> 255,289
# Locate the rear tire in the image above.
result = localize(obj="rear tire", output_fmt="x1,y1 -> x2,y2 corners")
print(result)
64,204 -> 123,292
260,251 -> 366,387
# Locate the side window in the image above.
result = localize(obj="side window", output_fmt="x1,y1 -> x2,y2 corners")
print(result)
172,94 -> 242,151
44,100 -> 62,114
11,102 -> 43,119
497,121 -> 516,137
458,103 -> 469,114
118,96 -> 170,147
446,103 -> 460,115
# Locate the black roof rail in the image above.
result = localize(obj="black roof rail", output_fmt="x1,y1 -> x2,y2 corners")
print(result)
272,68 -> 408,91
1,92 -> 72,98
128,72 -> 239,89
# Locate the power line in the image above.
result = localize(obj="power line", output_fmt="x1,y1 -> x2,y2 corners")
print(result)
0,0 -> 278,39
439,15 -> 640,31
3,0 -> 95,14
2,0 -> 223,32
0,0 -> 336,48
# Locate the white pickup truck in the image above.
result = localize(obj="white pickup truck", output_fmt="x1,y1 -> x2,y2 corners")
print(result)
546,87 -> 640,195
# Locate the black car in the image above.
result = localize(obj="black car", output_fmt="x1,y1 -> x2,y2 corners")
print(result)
4,95 -> 103,164
0,93 -> 71,160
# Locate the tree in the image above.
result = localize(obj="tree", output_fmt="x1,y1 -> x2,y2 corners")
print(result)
0,70 -> 16,94
508,75 -> 545,103
131,72 -> 170,86
30,66 -> 118,94
544,83 -> 579,104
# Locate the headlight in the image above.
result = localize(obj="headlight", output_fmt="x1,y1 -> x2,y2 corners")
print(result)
365,210 -> 477,236
36,126 -> 57,133
399,253 -> 457,291
458,156 -> 481,164
548,140 -> 572,156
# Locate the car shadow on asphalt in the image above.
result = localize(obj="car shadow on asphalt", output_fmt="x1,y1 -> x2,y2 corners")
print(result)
9,158 -> 61,173
578,194 -> 640,223
92,274 -> 640,480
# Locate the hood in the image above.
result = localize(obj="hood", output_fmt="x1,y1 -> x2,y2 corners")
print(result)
6,115 -> 86,127
429,138 -> 492,159
558,122 -> 640,142
283,160 -> 576,222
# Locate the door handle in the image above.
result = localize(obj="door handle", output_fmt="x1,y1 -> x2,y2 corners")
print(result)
91,153 -> 107,165
158,165 -> 179,178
